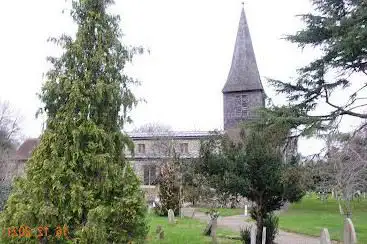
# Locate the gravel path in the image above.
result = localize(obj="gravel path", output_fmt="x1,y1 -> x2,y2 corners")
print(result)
181,208 -> 326,244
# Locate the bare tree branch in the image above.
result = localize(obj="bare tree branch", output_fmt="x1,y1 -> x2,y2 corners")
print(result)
324,88 -> 367,119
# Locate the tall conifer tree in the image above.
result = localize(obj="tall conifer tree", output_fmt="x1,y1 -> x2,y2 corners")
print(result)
0,0 -> 148,243
267,0 -> 367,135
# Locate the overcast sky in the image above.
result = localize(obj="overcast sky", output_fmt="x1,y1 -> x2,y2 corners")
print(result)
1,0 -> 361,155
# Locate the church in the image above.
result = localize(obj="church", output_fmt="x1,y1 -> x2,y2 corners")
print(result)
15,6 -> 268,199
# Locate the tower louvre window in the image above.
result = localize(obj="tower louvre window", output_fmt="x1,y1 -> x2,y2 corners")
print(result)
241,95 -> 248,108
234,95 -> 248,118
241,95 -> 248,116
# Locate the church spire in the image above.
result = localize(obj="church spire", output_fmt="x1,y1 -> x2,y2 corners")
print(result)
222,6 -> 263,93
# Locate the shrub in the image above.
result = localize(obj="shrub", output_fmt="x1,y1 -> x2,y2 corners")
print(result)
264,213 -> 279,244
156,162 -> 180,216
240,226 -> 251,244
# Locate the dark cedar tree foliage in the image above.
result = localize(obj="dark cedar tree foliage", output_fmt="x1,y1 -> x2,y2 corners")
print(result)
266,0 -> 367,136
0,0 -> 148,243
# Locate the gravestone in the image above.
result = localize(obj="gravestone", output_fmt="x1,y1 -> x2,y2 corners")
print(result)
147,205 -> 152,214
344,218 -> 357,244
211,217 -> 218,244
320,228 -> 331,244
339,203 -> 344,215
250,225 -> 256,244
262,227 -> 266,244
191,208 -> 196,218
168,209 -> 175,224
155,225 -> 164,240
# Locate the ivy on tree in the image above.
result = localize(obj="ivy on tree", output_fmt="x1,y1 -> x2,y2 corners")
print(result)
0,0 -> 148,243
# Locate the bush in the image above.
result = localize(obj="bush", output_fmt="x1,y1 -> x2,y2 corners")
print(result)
240,226 -> 251,244
156,162 -> 180,216
264,213 -> 279,244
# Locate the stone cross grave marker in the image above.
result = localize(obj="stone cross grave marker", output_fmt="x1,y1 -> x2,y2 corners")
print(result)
320,228 -> 331,244
344,218 -> 357,244
168,209 -> 175,224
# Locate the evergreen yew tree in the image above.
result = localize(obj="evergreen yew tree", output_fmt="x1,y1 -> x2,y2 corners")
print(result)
198,128 -> 305,244
0,0 -> 148,243
155,161 -> 180,216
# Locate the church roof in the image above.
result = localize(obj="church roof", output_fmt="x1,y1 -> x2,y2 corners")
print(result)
222,6 -> 263,93
15,138 -> 40,160
127,131 -> 215,140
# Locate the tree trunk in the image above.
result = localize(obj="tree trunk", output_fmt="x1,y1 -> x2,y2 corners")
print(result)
256,215 -> 264,244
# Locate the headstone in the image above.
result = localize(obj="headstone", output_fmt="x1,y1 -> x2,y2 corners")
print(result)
262,227 -> 266,244
159,230 -> 164,240
320,228 -> 331,244
244,205 -> 248,217
155,225 -> 162,234
168,209 -> 175,224
339,203 -> 344,215
155,225 -> 164,240
211,217 -> 218,243
344,218 -> 357,244
250,225 -> 256,244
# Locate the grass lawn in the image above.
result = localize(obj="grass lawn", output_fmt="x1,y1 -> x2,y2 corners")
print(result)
146,214 -> 241,243
198,208 -> 244,217
279,195 -> 367,243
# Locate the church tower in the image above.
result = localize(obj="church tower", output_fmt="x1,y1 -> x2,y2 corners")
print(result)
223,6 -> 265,130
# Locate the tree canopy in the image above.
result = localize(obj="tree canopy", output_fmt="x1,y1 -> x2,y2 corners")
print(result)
269,0 -> 367,135
197,127 -> 305,244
